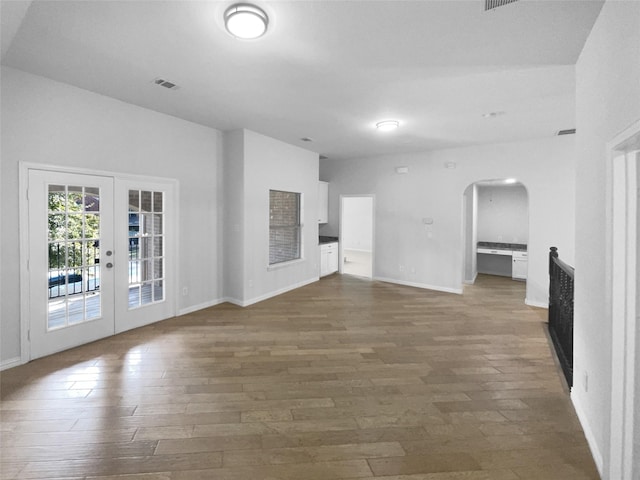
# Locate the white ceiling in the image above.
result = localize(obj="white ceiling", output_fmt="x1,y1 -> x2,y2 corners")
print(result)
1,0 -> 604,160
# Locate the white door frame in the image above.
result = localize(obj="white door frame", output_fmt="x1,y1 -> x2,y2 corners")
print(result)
339,195 -> 375,278
19,162 -> 179,363
608,119 -> 640,480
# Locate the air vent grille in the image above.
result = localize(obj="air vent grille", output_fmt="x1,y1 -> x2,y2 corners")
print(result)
153,78 -> 179,90
557,128 -> 577,136
485,0 -> 518,11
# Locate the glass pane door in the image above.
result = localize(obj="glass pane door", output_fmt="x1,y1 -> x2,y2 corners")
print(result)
47,184 -> 103,329
29,170 -> 115,360
127,189 -> 164,309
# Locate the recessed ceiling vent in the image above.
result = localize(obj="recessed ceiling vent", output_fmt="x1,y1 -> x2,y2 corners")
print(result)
153,78 -> 179,90
485,0 -> 519,11
557,128 -> 577,136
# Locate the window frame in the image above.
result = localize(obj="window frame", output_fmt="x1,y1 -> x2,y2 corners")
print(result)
268,189 -> 303,266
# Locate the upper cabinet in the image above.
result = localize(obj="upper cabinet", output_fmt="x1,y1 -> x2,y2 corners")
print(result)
318,181 -> 328,224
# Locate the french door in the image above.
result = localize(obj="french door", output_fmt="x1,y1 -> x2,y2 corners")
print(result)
27,169 -> 175,360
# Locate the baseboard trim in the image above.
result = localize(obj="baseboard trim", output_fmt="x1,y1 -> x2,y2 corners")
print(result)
463,272 -> 478,285
1,356 -> 23,371
374,277 -> 463,295
525,298 -> 549,309
228,277 -> 320,308
178,298 -> 227,316
571,391 -> 604,477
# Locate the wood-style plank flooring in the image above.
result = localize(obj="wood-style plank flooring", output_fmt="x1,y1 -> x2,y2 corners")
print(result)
1,274 -> 599,479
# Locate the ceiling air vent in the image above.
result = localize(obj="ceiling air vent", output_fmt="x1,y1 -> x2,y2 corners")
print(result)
153,78 -> 179,90
557,128 -> 577,136
485,0 -> 518,11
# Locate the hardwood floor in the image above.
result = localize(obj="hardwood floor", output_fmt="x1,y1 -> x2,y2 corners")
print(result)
1,274 -> 599,479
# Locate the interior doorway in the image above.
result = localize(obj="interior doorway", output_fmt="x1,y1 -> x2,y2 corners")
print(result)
608,120 -> 640,480
462,179 -> 529,288
340,195 -> 374,279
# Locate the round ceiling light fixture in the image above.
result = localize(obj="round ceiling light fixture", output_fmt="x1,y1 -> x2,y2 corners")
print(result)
224,3 -> 269,39
376,120 -> 400,132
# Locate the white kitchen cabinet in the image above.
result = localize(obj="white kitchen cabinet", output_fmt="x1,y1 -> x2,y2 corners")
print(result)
320,242 -> 338,276
512,251 -> 528,280
318,181 -> 329,224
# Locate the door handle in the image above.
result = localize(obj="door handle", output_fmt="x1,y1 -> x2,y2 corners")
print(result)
106,262 -> 114,268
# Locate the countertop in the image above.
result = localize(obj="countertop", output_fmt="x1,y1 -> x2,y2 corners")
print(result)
319,236 -> 339,245
477,241 -> 527,252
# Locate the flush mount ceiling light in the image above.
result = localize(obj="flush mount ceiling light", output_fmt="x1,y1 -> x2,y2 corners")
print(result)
224,3 -> 269,39
505,178 -> 518,184
376,120 -> 400,132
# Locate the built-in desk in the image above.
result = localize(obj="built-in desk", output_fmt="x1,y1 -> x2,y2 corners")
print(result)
477,242 -> 527,280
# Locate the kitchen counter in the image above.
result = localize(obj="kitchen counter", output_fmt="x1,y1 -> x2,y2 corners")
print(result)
319,236 -> 339,245
477,241 -> 527,252
476,241 -> 528,280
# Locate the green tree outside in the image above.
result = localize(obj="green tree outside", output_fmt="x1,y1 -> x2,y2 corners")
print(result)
48,189 -> 100,270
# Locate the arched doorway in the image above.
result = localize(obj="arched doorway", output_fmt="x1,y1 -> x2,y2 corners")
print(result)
462,178 -> 530,293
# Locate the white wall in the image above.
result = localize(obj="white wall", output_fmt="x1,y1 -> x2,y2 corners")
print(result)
320,135 -> 575,304
1,66 -> 222,364
462,184 -> 478,283
573,1 -> 640,476
222,129 -> 245,303
342,197 -> 373,251
223,129 -> 320,306
477,184 -> 528,244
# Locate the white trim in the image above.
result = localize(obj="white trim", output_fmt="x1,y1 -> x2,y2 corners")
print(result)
572,390 -> 605,477
374,276 -> 463,295
525,298 -> 548,309
178,298 -> 227,316
223,297 -> 245,307
0,357 -> 24,371
607,118 -> 640,480
19,161 -> 179,185
267,258 -> 305,272
19,163 -> 31,364
463,272 -> 478,285
230,277 -> 319,307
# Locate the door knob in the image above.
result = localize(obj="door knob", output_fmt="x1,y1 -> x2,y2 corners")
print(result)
106,262 -> 114,268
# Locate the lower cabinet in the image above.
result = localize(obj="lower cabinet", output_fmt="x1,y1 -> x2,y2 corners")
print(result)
512,251 -> 528,280
320,242 -> 339,277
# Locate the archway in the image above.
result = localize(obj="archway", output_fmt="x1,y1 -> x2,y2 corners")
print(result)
462,178 -> 530,295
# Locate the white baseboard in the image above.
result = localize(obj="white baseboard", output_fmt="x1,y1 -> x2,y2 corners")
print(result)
525,298 -> 549,309
463,272 -> 478,285
374,277 -> 463,295
222,297 -> 244,307
571,391 -> 604,477
228,277 -> 320,308
1,356 -> 23,371
178,298 -> 227,316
